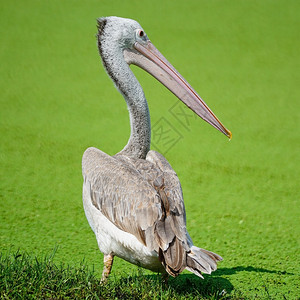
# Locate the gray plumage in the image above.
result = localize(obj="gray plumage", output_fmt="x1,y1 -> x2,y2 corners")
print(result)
82,16 -> 227,281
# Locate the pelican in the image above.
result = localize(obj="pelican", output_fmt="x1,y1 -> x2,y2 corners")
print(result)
82,16 -> 231,282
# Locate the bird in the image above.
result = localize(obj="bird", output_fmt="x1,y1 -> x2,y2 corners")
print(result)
82,16 -> 232,282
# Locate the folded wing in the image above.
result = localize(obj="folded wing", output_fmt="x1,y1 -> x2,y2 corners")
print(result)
82,147 -> 190,276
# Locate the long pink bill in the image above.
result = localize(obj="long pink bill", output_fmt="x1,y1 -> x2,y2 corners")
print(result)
123,40 -> 232,139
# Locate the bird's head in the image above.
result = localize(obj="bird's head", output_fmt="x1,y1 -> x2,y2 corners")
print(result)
97,16 -> 232,139
97,17 -> 148,50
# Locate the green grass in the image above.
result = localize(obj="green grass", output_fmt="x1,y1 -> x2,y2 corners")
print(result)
1,0 -> 299,299
1,249 -> 98,299
0,249 -> 236,300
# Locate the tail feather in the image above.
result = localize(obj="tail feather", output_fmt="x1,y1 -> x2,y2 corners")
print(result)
185,255 -> 204,279
159,240 -> 222,278
186,246 -> 223,277
200,248 -> 223,264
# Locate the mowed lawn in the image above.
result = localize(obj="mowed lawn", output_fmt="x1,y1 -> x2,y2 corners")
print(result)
0,0 -> 299,299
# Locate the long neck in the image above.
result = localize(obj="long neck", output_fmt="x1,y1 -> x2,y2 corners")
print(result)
99,40 -> 151,159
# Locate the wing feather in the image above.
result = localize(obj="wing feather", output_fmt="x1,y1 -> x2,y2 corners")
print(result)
83,147 -> 189,276
83,147 -> 162,247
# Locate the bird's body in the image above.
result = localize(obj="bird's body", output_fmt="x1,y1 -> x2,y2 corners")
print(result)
83,160 -> 163,274
82,16 -> 231,281
83,149 -> 177,274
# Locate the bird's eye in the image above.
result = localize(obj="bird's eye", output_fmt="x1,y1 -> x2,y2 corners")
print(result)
138,30 -> 144,37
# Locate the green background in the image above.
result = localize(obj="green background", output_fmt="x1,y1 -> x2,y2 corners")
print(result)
1,0 -> 299,298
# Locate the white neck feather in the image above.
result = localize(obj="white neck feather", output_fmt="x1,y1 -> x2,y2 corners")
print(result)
99,35 -> 151,159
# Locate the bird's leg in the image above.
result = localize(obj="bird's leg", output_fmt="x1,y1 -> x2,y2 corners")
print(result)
100,253 -> 114,283
162,272 -> 169,285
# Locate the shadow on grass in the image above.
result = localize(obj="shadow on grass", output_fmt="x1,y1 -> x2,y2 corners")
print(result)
115,273 -> 234,299
214,266 -> 294,276
168,274 -> 233,297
